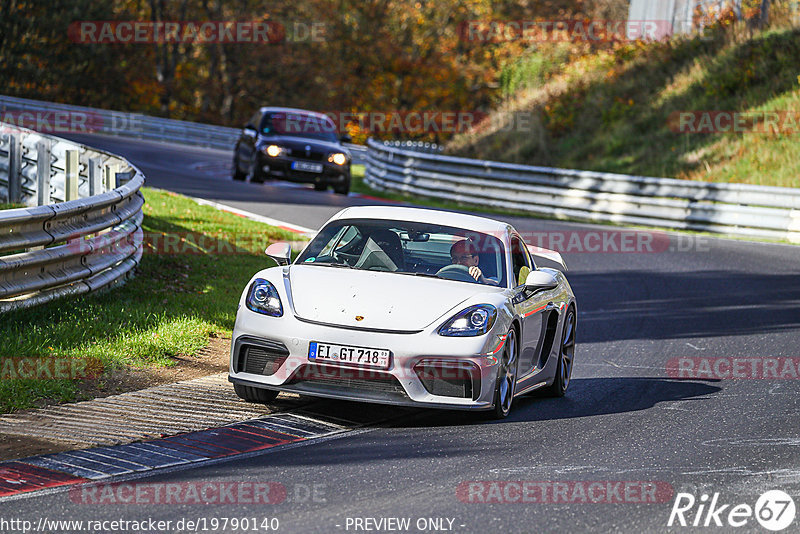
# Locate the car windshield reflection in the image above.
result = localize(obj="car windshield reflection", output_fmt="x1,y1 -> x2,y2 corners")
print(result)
296,219 -> 507,287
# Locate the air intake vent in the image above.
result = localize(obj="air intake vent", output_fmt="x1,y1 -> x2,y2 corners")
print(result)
289,364 -> 407,395
235,340 -> 290,376
414,361 -> 480,400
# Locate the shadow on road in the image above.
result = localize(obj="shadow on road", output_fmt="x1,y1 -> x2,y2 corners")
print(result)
291,377 -> 721,432
569,270 -> 800,342
387,377 -> 721,428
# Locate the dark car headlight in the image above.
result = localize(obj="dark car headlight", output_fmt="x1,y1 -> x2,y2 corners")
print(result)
328,152 -> 347,165
245,278 -> 283,317
264,145 -> 283,157
438,304 -> 497,337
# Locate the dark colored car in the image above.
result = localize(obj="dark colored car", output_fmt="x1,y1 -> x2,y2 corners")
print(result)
233,107 -> 352,194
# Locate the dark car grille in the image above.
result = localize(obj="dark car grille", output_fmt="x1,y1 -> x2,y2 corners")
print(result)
235,341 -> 290,376
288,364 -> 407,395
414,361 -> 480,400
286,148 -> 326,161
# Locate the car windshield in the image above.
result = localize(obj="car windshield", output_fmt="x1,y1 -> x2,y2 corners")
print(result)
296,219 -> 507,287
260,112 -> 338,142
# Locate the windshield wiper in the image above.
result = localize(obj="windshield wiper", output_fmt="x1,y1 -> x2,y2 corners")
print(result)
398,271 -> 440,278
310,262 -> 354,269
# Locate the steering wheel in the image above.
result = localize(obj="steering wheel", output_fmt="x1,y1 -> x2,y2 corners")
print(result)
331,251 -> 349,266
435,264 -> 477,283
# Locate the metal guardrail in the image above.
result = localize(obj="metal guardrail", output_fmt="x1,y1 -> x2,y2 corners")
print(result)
364,138 -> 800,242
379,140 -> 444,154
0,94 -> 239,151
0,95 -> 368,162
8,95 -> 795,242
0,122 -> 144,312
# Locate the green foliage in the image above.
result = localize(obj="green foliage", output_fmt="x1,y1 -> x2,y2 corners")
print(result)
452,22 -> 800,188
1,0 -> 598,139
499,45 -> 571,98
0,0 -> 135,108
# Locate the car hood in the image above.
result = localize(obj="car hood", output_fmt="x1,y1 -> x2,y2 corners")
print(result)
287,265 -> 492,332
259,136 -> 347,154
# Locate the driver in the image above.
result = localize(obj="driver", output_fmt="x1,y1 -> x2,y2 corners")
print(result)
450,240 -> 498,285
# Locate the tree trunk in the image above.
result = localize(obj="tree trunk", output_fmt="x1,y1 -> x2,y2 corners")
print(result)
759,0 -> 770,28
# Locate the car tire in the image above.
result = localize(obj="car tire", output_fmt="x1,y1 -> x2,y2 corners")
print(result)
544,305 -> 576,397
246,158 -> 263,184
333,179 -> 350,195
314,183 -> 327,191
233,383 -> 279,403
489,328 -> 518,419
232,151 -> 246,181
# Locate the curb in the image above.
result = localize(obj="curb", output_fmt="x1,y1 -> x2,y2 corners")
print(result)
0,413 -> 346,501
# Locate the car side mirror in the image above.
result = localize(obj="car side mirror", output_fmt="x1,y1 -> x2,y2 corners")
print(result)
340,134 -> 352,143
265,242 -> 291,266
525,270 -> 558,292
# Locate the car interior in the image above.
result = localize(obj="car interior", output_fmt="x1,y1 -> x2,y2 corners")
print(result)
302,222 -> 506,286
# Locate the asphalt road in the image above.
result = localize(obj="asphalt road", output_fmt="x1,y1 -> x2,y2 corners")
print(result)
5,134 -> 800,533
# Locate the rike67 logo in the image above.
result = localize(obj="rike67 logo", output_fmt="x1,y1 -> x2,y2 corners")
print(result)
668,490 -> 796,531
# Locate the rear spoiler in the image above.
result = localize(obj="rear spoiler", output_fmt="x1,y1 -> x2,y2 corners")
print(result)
527,245 -> 567,271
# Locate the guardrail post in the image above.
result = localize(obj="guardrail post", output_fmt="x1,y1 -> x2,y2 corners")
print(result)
65,149 -> 79,201
36,139 -> 51,206
8,133 -> 21,204
104,163 -> 117,190
88,157 -> 103,195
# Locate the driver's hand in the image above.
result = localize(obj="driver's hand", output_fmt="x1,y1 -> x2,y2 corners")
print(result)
468,266 -> 483,281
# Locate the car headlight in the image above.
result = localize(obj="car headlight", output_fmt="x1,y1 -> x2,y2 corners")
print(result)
265,145 -> 282,157
438,304 -> 497,337
328,152 -> 347,165
245,278 -> 283,317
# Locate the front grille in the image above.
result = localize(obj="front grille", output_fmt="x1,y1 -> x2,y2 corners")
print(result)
288,364 -> 407,395
415,361 -> 480,400
287,149 -> 326,161
235,341 -> 289,376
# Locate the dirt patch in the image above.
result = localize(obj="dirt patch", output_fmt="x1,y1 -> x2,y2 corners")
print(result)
73,334 -> 231,401
0,335 -> 231,462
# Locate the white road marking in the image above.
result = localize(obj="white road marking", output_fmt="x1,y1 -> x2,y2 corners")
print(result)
180,194 -> 316,235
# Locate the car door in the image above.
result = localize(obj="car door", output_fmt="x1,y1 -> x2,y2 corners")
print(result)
509,233 -> 547,378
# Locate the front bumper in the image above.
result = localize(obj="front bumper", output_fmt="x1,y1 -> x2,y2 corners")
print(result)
229,306 -> 506,410
258,154 -> 350,185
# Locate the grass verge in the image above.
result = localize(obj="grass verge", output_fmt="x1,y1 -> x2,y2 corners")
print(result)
449,22 -> 800,188
0,187 -> 299,413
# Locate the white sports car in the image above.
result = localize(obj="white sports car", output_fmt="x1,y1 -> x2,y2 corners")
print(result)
229,206 -> 576,418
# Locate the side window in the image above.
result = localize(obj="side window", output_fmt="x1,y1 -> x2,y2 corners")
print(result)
510,236 -> 531,287
335,226 -> 361,251
257,113 -> 276,134
319,225 -> 350,257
